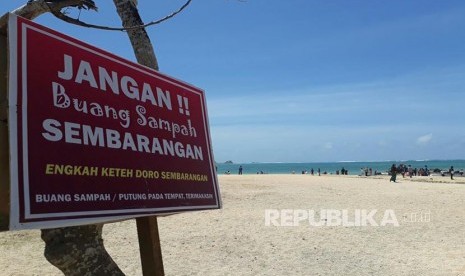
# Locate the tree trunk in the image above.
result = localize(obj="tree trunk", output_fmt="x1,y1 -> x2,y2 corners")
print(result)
112,0 -> 159,70
41,225 -> 124,276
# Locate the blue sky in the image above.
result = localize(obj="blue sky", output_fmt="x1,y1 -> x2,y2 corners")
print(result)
3,0 -> 465,162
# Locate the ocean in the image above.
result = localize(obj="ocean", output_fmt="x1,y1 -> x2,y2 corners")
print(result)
216,160 -> 465,175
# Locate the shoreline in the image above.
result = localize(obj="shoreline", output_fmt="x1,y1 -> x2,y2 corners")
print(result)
220,173 -> 465,184
216,160 -> 465,177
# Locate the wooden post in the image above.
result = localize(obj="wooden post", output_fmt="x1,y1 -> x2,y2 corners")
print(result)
0,31 -> 9,231
136,217 -> 165,276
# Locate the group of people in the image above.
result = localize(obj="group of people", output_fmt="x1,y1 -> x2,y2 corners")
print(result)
359,167 -> 381,176
299,168 -> 323,176
297,168 -> 350,176
228,164 -> 460,180
389,164 -> 457,182
390,164 -> 428,182
237,166 -> 266,175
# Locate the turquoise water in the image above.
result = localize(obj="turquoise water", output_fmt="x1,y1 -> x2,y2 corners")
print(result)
216,160 -> 465,175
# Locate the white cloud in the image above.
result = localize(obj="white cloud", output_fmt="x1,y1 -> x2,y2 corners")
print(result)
416,133 -> 433,145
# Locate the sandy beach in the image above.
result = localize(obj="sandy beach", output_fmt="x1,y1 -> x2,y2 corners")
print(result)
1,174 -> 465,275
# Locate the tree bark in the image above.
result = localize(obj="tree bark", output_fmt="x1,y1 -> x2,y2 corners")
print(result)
41,225 -> 124,276
112,0 -> 159,70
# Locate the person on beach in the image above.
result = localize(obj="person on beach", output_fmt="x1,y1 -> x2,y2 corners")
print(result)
449,166 -> 454,180
318,168 -> 321,176
238,166 -> 243,175
311,168 -> 314,175
390,164 -> 397,182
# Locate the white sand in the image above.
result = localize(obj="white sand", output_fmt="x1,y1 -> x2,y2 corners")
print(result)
1,175 -> 465,275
